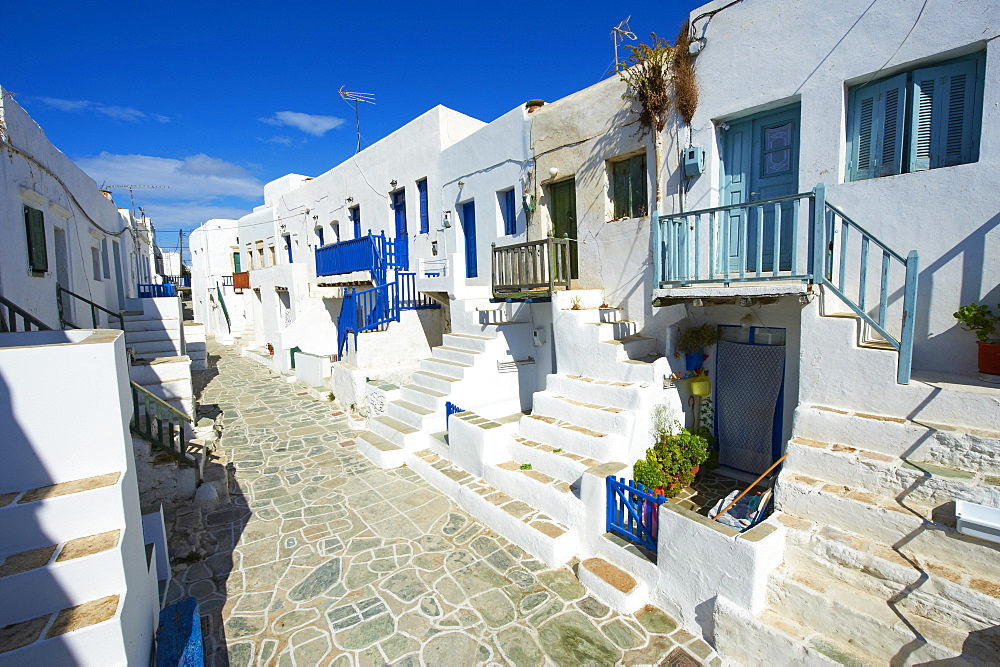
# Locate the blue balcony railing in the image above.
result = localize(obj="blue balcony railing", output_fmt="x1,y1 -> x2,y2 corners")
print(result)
163,275 -> 191,287
654,184 -> 918,384
138,283 -> 177,298
315,231 -> 409,285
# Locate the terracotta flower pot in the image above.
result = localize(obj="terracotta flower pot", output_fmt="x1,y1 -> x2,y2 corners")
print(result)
978,341 -> 1000,377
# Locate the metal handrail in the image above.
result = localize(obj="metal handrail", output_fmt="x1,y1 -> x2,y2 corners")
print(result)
221,275 -> 234,287
129,380 -> 195,467
216,283 -> 231,333
0,293 -> 53,332
56,284 -> 124,329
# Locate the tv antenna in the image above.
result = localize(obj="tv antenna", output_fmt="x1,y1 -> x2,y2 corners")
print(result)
339,87 -> 375,154
611,16 -> 637,68
103,184 -> 170,218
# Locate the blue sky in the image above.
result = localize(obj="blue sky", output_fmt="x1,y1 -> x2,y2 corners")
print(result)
6,0 -> 702,244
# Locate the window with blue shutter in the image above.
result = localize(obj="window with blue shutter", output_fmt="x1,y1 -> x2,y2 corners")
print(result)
499,189 -> 517,236
24,205 -> 48,273
846,51 -> 983,181
417,179 -> 429,234
350,205 -> 362,238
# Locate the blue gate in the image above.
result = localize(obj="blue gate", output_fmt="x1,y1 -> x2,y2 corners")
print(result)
445,401 -> 465,429
606,476 -> 666,552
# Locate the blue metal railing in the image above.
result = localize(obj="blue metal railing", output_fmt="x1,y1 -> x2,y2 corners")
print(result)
163,275 -> 191,287
138,283 -> 177,298
654,184 -> 919,384
397,272 -> 438,310
315,231 -> 410,285
445,401 -> 465,429
337,282 -> 397,358
607,476 -> 666,553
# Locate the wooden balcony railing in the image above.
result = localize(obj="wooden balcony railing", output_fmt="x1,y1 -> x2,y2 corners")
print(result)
492,237 -> 572,297
232,272 -> 250,289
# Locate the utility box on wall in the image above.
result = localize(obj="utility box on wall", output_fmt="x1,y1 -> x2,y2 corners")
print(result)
683,146 -> 705,177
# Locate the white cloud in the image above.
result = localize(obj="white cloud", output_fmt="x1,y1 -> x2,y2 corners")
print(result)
260,111 -> 345,136
260,135 -> 295,146
77,152 -> 262,200
32,96 -> 170,122
140,202 -> 254,230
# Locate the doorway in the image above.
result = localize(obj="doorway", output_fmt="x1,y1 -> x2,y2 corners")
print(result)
392,190 -> 408,270
714,326 -> 786,475
721,104 -> 800,273
549,178 -> 578,279
461,201 -> 477,278
54,227 -> 72,323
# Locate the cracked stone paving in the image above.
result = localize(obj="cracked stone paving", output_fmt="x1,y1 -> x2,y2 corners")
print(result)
164,339 -> 718,665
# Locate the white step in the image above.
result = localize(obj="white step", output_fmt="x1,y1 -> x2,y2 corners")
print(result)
386,399 -> 442,432
357,432 -> 407,469
578,557 -> 647,614
411,371 -> 459,394
602,334 -> 656,360
593,320 -> 637,341
400,384 -> 448,411
544,374 -> 650,410
483,461 -> 584,528
531,392 -> 630,436
441,332 -> 496,354
408,449 -> 578,568
128,340 -> 183,355
418,357 -> 470,380
0,594 -> 125,663
369,415 -> 424,450
123,329 -> 182,344
518,413 -> 622,462
431,345 -> 481,367
508,436 -> 600,486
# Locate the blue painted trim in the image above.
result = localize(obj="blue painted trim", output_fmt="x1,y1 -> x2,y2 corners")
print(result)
156,597 -> 204,667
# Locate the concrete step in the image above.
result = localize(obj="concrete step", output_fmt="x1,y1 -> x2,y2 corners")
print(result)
0,531 -> 123,629
518,413 -> 622,462
369,415 -> 424,450
408,449 -> 577,568
793,403 -> 1000,476
357,431 -> 407,469
386,399 -> 441,432
768,565 -> 963,663
0,593 -> 123,662
508,436 -> 600,486
400,383 -> 448,411
484,461 -> 583,528
132,347 -> 183,360
781,521 -> 1000,644
777,472 -> 1000,581
441,332 -> 496,354
532,392 -> 630,436
593,320 -> 637,340
603,334 -> 656,360
411,371 -> 460,394
123,329 -> 182,344
544,374 -> 650,410
431,345 -> 482,367
418,357 -> 471,380
578,557 -> 647,614
785,437 -> 1000,509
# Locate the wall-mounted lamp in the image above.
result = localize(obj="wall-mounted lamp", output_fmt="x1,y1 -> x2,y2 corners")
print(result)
443,211 -> 452,228
390,180 -> 398,189
548,167 -> 559,179
718,122 -> 730,131
457,181 -> 465,188
689,38 -> 706,55
345,196 -> 354,203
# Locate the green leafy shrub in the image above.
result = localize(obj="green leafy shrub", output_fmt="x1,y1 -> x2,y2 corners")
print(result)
633,406 -> 711,497
954,303 -> 1000,343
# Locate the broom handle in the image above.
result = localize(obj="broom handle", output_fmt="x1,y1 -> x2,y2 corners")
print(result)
713,452 -> 789,522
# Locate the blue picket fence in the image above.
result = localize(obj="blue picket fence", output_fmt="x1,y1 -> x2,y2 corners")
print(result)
606,476 -> 666,552
138,283 -> 177,298
397,272 -> 438,310
336,273 -> 441,358
315,231 -> 411,285
163,275 -> 191,287
445,401 -> 465,429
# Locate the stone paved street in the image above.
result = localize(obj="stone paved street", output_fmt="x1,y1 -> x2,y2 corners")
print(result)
166,340 -> 717,665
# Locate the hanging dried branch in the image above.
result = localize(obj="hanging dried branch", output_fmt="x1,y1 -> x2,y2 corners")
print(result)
672,22 -> 699,126
616,32 -> 675,134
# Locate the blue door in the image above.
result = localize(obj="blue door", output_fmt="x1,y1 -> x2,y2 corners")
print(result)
393,190 -> 408,269
722,105 -> 800,273
461,201 -> 477,278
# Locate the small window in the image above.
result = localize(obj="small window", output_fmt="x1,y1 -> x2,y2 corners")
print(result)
101,239 -> 111,278
316,226 -> 325,247
499,188 -> 517,236
284,234 -> 293,263
847,51 -> 985,181
268,245 -> 276,266
610,153 -> 648,220
92,247 -> 102,281
23,205 -> 48,273
417,179 -> 429,234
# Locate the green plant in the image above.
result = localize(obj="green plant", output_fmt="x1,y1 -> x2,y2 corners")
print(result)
954,303 -> 1000,343
635,406 -> 711,497
677,324 -> 718,353
520,463 -> 533,470
570,296 -> 583,310
553,448 -> 563,453
327,392 -> 335,402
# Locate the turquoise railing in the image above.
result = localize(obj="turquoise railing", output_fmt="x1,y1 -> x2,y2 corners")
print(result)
56,284 -> 124,330
654,184 -> 918,384
215,283 -> 231,334
129,381 -> 195,467
138,283 -> 177,298
0,293 -> 53,332
606,476 -> 666,553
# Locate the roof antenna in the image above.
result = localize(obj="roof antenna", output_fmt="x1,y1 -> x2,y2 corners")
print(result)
611,16 -> 637,68
339,87 -> 376,154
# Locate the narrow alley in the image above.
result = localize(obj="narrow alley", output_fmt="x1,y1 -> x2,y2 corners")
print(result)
164,339 -> 716,666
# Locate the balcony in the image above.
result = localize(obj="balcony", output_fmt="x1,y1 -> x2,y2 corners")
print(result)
314,232 -> 406,285
232,272 -> 250,290
491,237 -> 572,301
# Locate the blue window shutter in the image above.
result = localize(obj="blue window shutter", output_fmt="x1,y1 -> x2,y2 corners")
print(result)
503,189 -> 516,235
877,73 -> 908,176
612,160 -> 629,218
418,179 -> 429,234
847,81 -> 880,181
630,153 -> 648,216
24,206 -> 48,272
316,228 -> 324,247
909,59 -> 978,171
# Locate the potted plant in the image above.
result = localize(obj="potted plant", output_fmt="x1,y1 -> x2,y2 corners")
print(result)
633,407 -> 710,498
954,303 -> 1000,377
678,324 -> 718,370
266,343 -> 274,356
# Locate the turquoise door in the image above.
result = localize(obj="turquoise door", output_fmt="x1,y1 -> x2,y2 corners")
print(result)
722,105 -> 800,273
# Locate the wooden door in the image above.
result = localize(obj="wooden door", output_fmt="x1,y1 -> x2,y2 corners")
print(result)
549,179 -> 578,279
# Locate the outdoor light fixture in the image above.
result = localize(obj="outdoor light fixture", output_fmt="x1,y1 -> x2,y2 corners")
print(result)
739,296 -> 754,307
443,211 -> 452,228
390,180 -> 398,188
345,197 -> 354,203
458,181 -> 465,188
719,122 -> 730,131
548,167 -> 559,179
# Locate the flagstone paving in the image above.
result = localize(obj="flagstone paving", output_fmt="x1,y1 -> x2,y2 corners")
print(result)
167,339 -> 718,665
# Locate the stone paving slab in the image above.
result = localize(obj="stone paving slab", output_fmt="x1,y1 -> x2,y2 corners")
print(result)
166,339 -> 718,666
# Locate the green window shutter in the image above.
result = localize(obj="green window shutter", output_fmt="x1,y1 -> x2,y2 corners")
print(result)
23,206 -> 48,272
909,59 -> 978,171
878,73 -> 908,176
233,251 -> 241,273
847,81 -> 879,181
612,160 -> 629,219
629,153 -> 648,217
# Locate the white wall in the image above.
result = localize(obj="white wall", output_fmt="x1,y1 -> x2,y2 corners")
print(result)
685,0 -> 1000,375
189,218 -> 242,335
